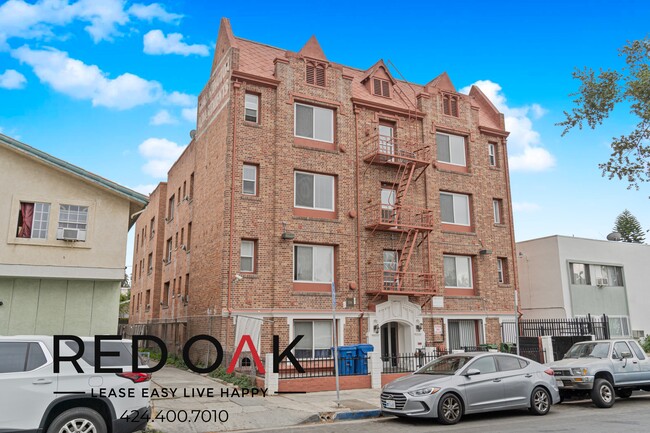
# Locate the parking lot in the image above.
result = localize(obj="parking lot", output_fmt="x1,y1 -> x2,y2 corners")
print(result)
251,393 -> 650,433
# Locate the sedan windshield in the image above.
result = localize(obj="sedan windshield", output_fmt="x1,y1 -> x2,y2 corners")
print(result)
415,356 -> 473,375
564,342 -> 610,359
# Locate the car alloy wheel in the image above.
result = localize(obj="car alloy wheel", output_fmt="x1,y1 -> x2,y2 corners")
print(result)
530,387 -> 550,415
438,394 -> 462,425
59,419 -> 97,433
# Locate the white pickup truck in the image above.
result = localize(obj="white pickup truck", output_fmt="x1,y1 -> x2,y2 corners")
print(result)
549,339 -> 650,408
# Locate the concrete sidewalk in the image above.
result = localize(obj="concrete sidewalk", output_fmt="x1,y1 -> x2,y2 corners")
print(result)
148,365 -> 382,432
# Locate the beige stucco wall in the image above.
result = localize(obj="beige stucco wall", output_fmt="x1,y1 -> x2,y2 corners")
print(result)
0,145 -> 130,276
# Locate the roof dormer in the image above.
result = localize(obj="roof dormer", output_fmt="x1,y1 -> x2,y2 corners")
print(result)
299,36 -> 328,87
362,60 -> 396,98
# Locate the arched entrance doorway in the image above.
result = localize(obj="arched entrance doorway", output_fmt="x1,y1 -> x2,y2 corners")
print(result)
380,320 -> 413,366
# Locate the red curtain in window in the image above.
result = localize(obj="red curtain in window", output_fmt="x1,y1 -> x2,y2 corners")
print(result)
18,202 -> 34,238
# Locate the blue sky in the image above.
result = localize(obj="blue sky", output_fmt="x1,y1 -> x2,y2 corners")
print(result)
1,0 -> 649,273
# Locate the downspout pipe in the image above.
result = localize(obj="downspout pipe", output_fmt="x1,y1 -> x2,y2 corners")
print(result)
502,136 -> 522,319
354,107 -> 364,343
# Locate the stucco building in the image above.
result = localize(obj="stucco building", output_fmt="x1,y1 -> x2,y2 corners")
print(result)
517,235 -> 650,339
0,133 -> 147,336
129,18 -> 518,361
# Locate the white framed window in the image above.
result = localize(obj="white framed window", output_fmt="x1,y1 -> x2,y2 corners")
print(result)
493,199 -> 502,224
243,164 -> 257,195
444,255 -> 473,288
440,192 -> 470,225
17,202 -> 51,239
166,238 -> 172,263
488,143 -> 496,166
436,132 -> 466,166
497,258 -> 505,283
294,103 -> 334,143
294,320 -> 333,358
294,171 -> 335,211
608,316 -> 630,338
245,93 -> 259,123
58,204 -> 88,241
240,240 -> 255,273
294,244 -> 334,283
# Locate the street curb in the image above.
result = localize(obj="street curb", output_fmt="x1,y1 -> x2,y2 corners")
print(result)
332,409 -> 382,421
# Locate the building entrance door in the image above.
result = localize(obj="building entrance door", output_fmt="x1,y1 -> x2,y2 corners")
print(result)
381,322 -> 399,366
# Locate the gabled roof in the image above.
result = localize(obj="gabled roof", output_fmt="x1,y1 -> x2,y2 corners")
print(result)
469,85 -> 503,130
298,35 -> 327,61
426,72 -> 456,92
361,59 -> 396,85
0,133 -> 148,216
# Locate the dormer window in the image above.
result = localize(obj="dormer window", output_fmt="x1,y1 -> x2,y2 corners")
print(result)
373,78 -> 390,97
306,61 -> 326,87
443,94 -> 459,117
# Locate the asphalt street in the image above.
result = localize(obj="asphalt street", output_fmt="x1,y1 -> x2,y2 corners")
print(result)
245,393 -> 650,433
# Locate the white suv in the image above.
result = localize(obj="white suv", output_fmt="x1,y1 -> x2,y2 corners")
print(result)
0,335 -> 150,433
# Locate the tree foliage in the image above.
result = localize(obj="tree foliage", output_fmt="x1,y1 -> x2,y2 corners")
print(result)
613,209 -> 646,243
559,38 -> 650,190
119,290 -> 130,317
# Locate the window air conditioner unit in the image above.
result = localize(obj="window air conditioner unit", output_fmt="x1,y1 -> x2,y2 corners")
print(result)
633,330 -> 645,339
595,277 -> 609,286
57,228 -> 86,241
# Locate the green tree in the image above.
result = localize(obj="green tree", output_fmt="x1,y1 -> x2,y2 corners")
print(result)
613,209 -> 646,243
119,290 -> 131,317
559,38 -> 650,189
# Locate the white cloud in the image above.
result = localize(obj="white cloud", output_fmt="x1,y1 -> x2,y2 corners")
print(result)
182,107 -> 196,123
128,3 -> 182,23
165,91 -> 195,107
143,29 -> 209,57
138,137 -> 186,178
11,45 -> 195,110
513,202 -> 542,213
150,109 -> 177,125
131,183 -> 158,195
0,1 -> 182,47
460,80 -> 555,172
0,69 -> 27,89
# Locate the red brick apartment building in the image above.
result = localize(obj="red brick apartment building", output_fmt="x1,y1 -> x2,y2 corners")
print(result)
129,18 -> 517,364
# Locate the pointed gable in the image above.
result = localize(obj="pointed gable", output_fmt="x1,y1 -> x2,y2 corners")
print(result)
426,72 -> 456,93
361,60 -> 396,98
469,85 -> 504,130
361,59 -> 396,84
299,35 -> 327,61
210,17 -> 238,74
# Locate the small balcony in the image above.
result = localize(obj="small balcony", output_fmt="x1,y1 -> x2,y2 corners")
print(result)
366,270 -> 437,296
365,204 -> 434,231
363,134 -> 430,168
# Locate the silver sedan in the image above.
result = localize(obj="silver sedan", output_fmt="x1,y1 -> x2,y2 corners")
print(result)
381,352 -> 560,425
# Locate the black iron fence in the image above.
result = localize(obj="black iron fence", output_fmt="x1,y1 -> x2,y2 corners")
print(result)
501,314 -> 610,343
278,355 -> 370,379
381,351 -> 450,373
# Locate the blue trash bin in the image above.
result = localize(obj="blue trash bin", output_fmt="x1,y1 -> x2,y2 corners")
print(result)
335,346 -> 356,376
355,344 -> 374,375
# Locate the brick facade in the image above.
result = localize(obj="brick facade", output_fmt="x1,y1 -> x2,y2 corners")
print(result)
129,18 -> 517,365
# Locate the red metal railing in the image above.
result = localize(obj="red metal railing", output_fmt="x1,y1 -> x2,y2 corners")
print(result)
366,270 -> 436,295
363,134 -> 430,166
365,204 -> 434,231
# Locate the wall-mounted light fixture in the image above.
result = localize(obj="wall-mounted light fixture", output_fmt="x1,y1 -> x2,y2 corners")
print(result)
373,321 -> 379,334
415,320 -> 423,332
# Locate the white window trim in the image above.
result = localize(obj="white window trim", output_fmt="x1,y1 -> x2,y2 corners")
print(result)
497,258 -> 504,283
31,202 -> 51,239
436,132 -> 467,167
293,244 -> 334,284
245,93 -> 259,122
488,143 -> 496,166
242,164 -> 257,196
493,199 -> 501,224
440,192 -> 471,226
294,171 -> 335,212
292,319 -> 335,359
240,240 -> 255,273
444,254 -> 473,289
294,102 -> 334,143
